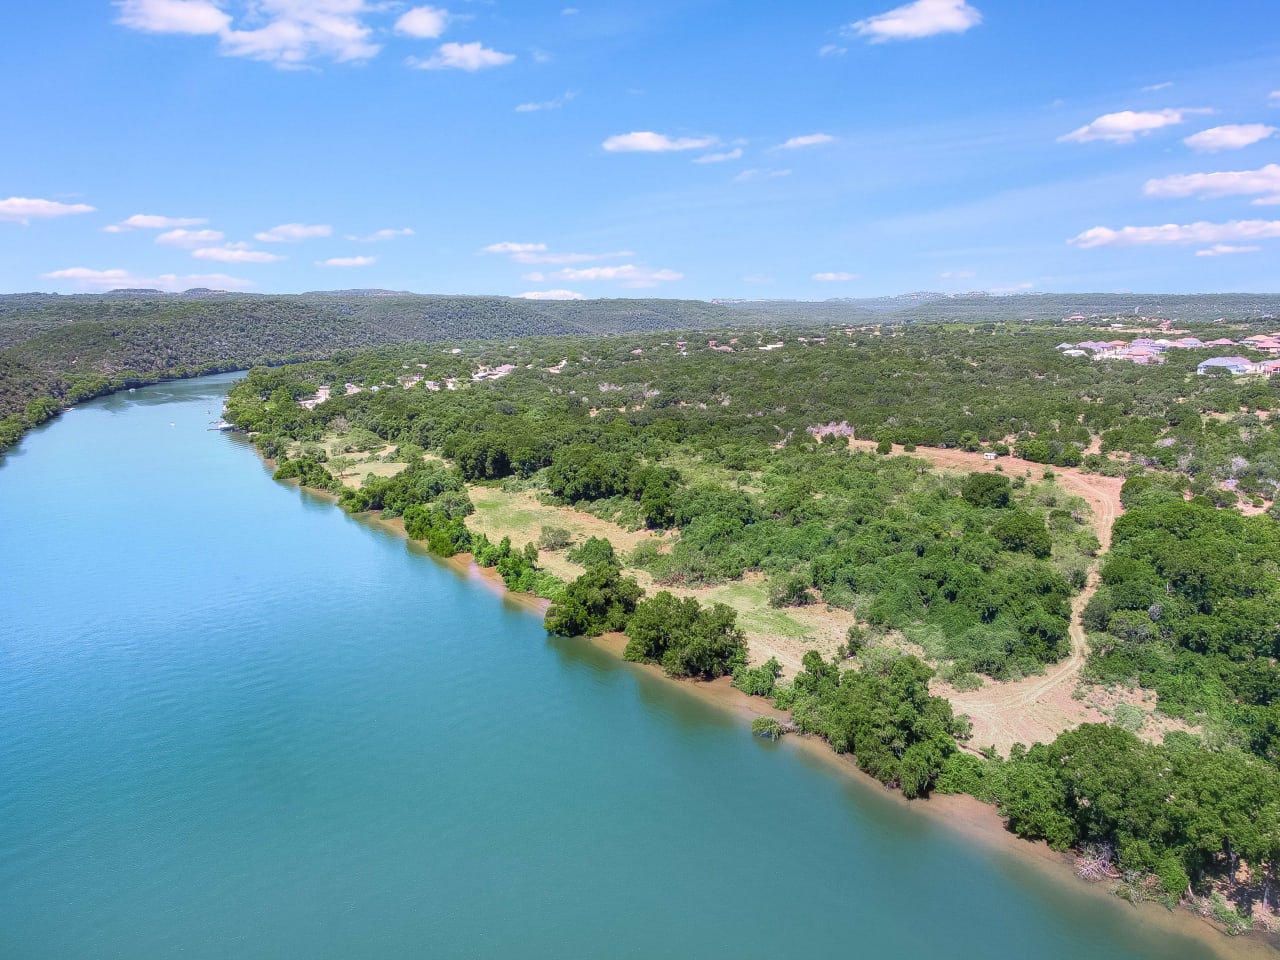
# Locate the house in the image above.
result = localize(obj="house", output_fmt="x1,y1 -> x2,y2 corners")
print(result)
982,452 -> 997,461
1197,357 -> 1254,376
1260,359 -> 1280,376
1171,337 -> 1205,349
1206,338 -> 1237,347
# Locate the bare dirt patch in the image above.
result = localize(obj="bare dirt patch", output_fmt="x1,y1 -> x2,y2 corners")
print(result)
847,440 -> 1133,753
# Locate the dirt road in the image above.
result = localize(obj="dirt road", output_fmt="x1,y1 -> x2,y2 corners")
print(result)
849,439 -> 1127,753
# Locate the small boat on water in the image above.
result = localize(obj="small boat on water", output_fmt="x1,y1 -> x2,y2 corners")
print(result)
208,420 -> 235,431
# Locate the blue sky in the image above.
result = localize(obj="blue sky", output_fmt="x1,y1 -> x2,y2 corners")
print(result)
2,0 -> 1278,299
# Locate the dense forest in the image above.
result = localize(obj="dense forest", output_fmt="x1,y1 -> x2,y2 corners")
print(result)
4,289 -> 1279,455
216,320 -> 1280,933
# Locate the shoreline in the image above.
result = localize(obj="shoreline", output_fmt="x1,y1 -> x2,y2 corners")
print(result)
270,463 -> 1278,959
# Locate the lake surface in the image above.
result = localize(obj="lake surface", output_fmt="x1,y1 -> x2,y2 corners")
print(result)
0,375 -> 1245,959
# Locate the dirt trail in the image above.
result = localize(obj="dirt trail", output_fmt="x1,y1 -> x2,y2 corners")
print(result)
849,439 -> 1126,753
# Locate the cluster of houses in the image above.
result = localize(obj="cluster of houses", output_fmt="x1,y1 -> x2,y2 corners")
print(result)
1057,333 -> 1280,375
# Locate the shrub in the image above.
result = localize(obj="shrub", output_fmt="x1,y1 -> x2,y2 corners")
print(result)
537,526 -> 573,551
732,657 -> 783,696
751,716 -> 785,740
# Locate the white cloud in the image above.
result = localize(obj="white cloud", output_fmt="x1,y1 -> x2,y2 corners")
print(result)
818,43 -> 847,57
1270,91 -> 1280,104
1144,164 -> 1280,205
549,264 -> 682,288
1059,108 -> 1210,144
561,8 -> 579,15
1183,124 -> 1276,153
602,131 -> 718,153
409,42 -> 514,71
41,266 -> 253,291
733,168 -> 791,182
516,90 -> 577,112
848,0 -> 982,42
1070,219 -> 1280,249
518,289 -> 585,300
223,0 -> 382,66
156,228 -> 224,247
778,133 -> 835,150
512,250 -> 632,264
317,255 -> 376,267
941,270 -> 976,279
990,282 -> 1034,293
256,222 -> 332,242
192,246 -> 286,263
119,0 -> 381,67
521,272 -> 546,282
484,241 -> 547,254
346,227 -> 414,242
115,0 -> 230,35
813,271 -> 858,281
1142,82 -> 1173,93
104,213 -> 207,232
693,148 -> 743,164
395,5 -> 448,39
1196,244 -> 1261,257
0,197 -> 96,224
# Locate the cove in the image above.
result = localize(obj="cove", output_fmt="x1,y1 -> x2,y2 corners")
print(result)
0,374 -> 1261,959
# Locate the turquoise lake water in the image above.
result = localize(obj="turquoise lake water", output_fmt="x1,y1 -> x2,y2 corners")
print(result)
0,375 -> 1247,959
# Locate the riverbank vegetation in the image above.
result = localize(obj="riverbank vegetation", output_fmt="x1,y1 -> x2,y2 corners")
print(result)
224,323 -> 1280,932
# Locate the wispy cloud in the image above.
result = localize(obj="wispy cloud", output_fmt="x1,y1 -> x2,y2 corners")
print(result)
255,222 -> 332,242
941,270 -> 976,279
847,0 -> 982,42
734,168 -> 791,182
104,213 -> 205,232
812,271 -> 858,281
345,228 -> 415,242
516,250 -> 632,264
484,241 -> 546,254
485,241 -> 634,265
818,43 -> 847,57
1195,244 -> 1260,257
0,197 -> 96,224
317,255 -> 376,267
41,266 -> 252,291
602,131 -> 718,153
1142,82 -> 1173,93
1183,124 -> 1276,153
778,133 -> 835,150
1059,108 -> 1211,144
546,264 -> 683,288
516,90 -> 578,112
1070,219 -> 1280,248
1144,164 -> 1280,205
156,228 -> 224,247
518,289 -> 584,300
192,246 -> 286,263
409,42 -> 514,71
693,148 -> 743,164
